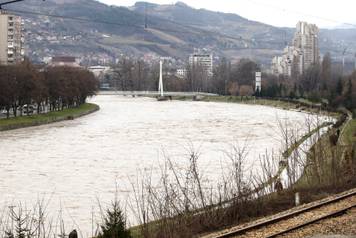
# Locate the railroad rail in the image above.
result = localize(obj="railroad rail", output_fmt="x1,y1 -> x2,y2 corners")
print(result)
206,188 -> 356,238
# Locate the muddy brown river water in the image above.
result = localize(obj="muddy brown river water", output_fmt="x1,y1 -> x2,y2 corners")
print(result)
0,95 -> 330,236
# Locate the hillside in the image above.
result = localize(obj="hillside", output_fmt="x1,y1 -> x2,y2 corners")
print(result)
132,2 -> 356,63
4,0 -> 356,65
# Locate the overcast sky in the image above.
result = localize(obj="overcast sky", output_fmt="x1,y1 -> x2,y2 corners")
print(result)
97,0 -> 356,28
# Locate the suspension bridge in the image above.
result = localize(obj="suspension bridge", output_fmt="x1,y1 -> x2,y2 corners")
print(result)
98,60 -> 218,98
97,91 -> 218,97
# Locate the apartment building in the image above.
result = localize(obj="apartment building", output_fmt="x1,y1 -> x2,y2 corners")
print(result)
293,21 -> 319,73
271,21 -> 319,77
189,53 -> 213,77
0,11 -> 24,65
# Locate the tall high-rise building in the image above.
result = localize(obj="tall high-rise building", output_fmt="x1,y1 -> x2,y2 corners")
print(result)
293,21 -> 319,74
0,11 -> 25,65
189,53 -> 213,77
271,21 -> 319,77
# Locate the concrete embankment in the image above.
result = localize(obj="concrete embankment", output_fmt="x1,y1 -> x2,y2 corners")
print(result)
0,103 -> 100,132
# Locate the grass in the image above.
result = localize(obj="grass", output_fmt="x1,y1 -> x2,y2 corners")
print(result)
0,103 -> 99,131
129,96 -> 349,237
340,119 -> 356,144
173,95 -> 336,191
294,113 -> 353,189
170,95 -> 343,197
127,111 -> 336,238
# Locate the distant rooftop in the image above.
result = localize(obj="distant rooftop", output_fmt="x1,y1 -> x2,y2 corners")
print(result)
52,56 -> 76,63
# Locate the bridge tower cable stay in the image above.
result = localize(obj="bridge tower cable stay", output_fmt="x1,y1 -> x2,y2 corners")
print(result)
158,60 -> 164,97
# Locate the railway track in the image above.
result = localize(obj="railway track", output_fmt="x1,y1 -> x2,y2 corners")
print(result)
205,188 -> 356,238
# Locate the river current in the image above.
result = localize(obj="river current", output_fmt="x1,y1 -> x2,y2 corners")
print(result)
0,95 -> 327,236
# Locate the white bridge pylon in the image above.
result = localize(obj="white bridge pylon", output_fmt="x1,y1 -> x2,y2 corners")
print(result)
158,60 -> 164,97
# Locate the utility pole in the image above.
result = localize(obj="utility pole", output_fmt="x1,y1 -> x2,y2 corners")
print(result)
342,47 -> 347,75
354,53 -> 356,71
144,2 -> 148,29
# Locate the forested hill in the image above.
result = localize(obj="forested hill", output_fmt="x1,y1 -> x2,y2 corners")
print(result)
4,0 -> 356,64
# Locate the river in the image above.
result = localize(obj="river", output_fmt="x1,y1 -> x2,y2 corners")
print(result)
0,95 -> 329,236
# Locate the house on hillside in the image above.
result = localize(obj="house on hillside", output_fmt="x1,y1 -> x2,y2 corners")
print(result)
50,56 -> 80,67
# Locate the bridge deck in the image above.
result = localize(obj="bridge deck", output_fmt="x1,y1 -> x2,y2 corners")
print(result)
97,91 -> 218,97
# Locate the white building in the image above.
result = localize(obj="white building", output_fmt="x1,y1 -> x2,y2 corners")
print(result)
255,72 -> 262,92
176,68 -> 187,78
0,11 -> 24,65
88,65 -> 111,78
271,56 -> 283,75
281,46 -> 302,77
293,21 -> 319,73
271,21 -> 319,77
189,53 -> 213,77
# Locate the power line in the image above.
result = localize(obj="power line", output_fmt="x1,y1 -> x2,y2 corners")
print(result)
172,0 -> 356,52
4,7 -> 257,44
4,8 -> 145,29
245,0 -> 356,28
0,0 -> 25,9
144,2 -> 147,29
172,0 -> 356,51
135,5 -> 251,41
4,8 -> 214,37
3,4 -> 355,56
2,3 -> 299,48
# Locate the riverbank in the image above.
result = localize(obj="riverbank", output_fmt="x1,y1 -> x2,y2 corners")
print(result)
129,96 -> 354,237
172,95 -> 339,117
201,102 -> 355,238
0,103 -> 100,132
188,95 -> 352,187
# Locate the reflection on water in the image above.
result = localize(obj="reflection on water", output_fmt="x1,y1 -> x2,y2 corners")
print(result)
0,95 -> 319,236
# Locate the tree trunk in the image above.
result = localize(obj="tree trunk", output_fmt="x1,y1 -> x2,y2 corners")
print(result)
37,102 -> 41,114
12,104 -> 17,117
